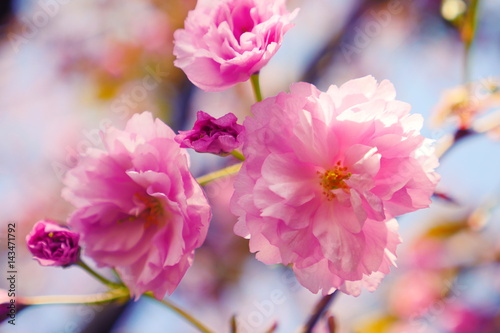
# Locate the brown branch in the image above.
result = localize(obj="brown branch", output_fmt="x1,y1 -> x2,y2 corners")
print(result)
435,109 -> 500,159
300,290 -> 339,333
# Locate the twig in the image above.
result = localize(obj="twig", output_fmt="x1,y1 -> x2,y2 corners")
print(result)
300,290 -> 339,333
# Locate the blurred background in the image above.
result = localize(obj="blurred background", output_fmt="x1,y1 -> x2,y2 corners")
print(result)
1,0 -> 500,332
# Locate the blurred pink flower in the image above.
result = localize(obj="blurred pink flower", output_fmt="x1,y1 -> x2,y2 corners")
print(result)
62,112 -> 211,299
388,271 -> 443,318
173,0 -> 298,91
231,77 -> 439,295
442,304 -> 500,333
431,79 -> 500,129
26,220 -> 80,267
175,111 -> 244,155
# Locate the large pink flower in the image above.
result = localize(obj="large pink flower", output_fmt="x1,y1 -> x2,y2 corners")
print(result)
62,112 -> 211,299
173,0 -> 298,92
231,76 -> 439,295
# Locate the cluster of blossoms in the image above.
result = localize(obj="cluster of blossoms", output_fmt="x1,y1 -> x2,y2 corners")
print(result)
26,0 -> 439,304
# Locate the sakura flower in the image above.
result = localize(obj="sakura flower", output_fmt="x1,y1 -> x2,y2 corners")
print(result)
175,111 -> 244,155
431,78 -> 500,129
62,112 -> 211,299
231,76 -> 439,295
173,0 -> 298,91
26,220 -> 80,267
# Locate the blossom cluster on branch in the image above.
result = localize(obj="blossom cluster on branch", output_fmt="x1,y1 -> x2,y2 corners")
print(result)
18,0 -> 447,332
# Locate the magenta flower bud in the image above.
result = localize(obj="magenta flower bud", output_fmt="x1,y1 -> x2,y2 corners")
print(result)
175,111 -> 244,156
26,220 -> 80,267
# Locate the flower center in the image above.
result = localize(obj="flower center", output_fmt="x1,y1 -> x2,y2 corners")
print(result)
317,161 -> 351,200
137,193 -> 164,228
230,4 -> 256,41
120,193 -> 164,228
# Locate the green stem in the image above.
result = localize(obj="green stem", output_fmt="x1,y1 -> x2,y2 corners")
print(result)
77,260 -> 122,288
112,268 -> 121,281
463,45 -> 472,86
462,0 -> 480,84
195,163 -> 242,186
250,73 -> 263,102
145,293 -> 216,333
18,288 -> 129,306
230,150 -> 245,161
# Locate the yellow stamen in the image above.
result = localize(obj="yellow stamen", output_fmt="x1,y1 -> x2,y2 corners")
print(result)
317,161 -> 351,200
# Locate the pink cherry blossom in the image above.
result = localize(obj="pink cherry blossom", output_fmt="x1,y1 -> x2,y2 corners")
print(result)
62,112 -> 211,299
26,220 -> 80,267
173,0 -> 298,92
231,76 -> 439,295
